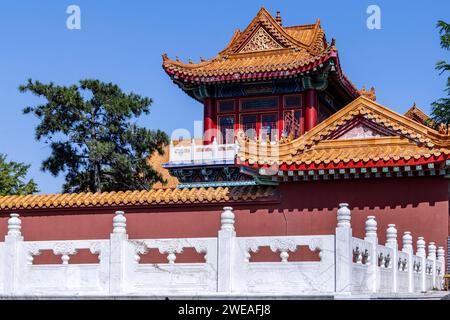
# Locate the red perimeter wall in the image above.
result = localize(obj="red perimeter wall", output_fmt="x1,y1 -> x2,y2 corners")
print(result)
0,177 -> 448,264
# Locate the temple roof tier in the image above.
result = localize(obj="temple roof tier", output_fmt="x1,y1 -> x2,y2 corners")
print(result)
162,7 -> 359,100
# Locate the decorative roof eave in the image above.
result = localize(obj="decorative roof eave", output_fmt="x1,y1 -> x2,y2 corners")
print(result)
0,186 -> 279,212
162,47 -> 333,79
237,153 -> 450,171
404,103 -> 431,124
162,48 -> 360,99
248,161 -> 450,183
237,96 -> 450,161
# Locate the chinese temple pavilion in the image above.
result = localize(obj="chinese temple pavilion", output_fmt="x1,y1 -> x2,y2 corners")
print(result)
0,8 -> 448,269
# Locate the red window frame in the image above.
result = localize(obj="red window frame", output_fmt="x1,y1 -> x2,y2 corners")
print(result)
217,115 -> 236,144
215,94 -> 304,142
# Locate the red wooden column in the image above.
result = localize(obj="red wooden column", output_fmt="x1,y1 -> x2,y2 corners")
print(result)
305,89 -> 318,132
203,98 -> 216,145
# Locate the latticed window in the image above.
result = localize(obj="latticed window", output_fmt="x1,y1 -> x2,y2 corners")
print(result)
283,110 -> 302,139
261,114 -> 278,142
241,115 -> 258,140
215,95 -> 305,142
218,116 -> 235,144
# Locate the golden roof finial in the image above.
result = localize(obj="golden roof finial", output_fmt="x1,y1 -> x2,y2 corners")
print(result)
359,86 -> 376,101
276,11 -> 282,26
330,38 -> 336,47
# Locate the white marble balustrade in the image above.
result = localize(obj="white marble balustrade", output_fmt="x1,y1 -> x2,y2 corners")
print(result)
0,204 -> 446,296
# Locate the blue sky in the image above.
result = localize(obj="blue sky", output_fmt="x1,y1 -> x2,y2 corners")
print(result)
0,0 -> 449,194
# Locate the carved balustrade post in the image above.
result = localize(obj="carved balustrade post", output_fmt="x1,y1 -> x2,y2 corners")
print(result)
385,224 -> 398,293
416,237 -> 426,292
217,206 -> 236,293
335,203 -> 352,294
437,246 -> 445,289
211,137 -> 218,160
364,216 -> 378,293
427,242 -> 437,289
109,210 -> 128,294
402,231 -> 414,293
169,140 -> 175,163
3,213 -> 24,295
190,138 -> 196,162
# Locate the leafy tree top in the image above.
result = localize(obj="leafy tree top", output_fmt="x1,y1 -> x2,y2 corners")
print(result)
0,154 -> 38,196
430,21 -> 450,126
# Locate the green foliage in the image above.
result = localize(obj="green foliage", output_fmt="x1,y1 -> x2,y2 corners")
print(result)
0,154 -> 38,196
19,79 -> 169,193
431,21 -> 450,126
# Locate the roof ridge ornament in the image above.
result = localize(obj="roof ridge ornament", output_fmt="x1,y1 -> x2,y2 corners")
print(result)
330,38 -> 336,47
359,86 -> 376,101
276,11 -> 282,26
238,26 -> 284,53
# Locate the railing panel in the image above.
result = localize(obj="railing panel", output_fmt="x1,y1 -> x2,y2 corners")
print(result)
351,238 -> 374,293
397,251 -> 409,293
168,142 -> 238,164
376,245 -> 394,269
352,264 -> 370,293
352,238 -> 373,265
376,245 -> 394,292
436,260 -> 445,289
425,258 -> 434,290
15,240 -> 109,295
124,238 -> 217,293
378,268 -> 394,292
233,235 -> 335,293
412,255 -> 423,292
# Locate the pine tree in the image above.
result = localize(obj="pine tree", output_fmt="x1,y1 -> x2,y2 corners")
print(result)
20,79 -> 169,193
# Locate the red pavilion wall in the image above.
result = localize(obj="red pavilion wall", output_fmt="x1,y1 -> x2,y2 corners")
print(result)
0,176 -> 448,264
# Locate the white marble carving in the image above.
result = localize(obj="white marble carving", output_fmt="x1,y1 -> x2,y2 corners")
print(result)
124,238 -> 217,294
234,235 -> 335,293
12,239 -> 110,295
0,206 -> 445,296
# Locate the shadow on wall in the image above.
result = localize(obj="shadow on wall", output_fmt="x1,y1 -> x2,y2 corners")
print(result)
263,176 -> 448,213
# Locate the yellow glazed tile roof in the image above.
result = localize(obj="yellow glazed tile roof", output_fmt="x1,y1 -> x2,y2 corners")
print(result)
237,96 -> 450,167
147,146 -> 179,189
404,103 -> 430,124
162,7 -> 330,79
0,185 -> 278,211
